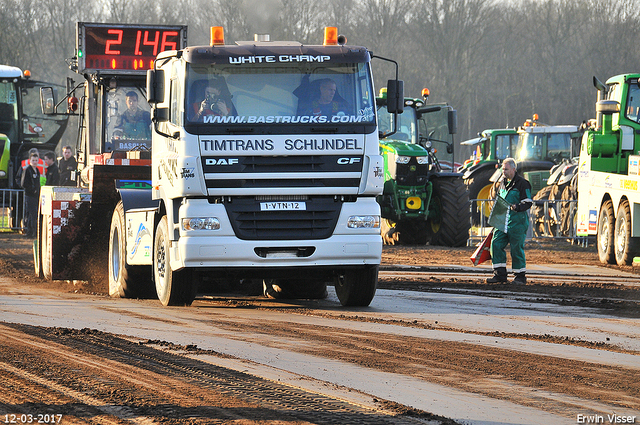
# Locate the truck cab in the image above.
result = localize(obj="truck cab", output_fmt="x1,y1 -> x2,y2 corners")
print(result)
577,73 -> 640,265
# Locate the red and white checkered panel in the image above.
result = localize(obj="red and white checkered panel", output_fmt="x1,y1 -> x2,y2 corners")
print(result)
51,200 -> 83,235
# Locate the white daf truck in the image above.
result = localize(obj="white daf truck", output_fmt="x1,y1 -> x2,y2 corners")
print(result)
137,27 -> 402,306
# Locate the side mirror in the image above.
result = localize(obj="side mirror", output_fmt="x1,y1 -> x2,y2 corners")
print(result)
448,109 -> 457,135
147,69 -> 165,104
154,107 -> 169,123
386,79 -> 404,114
40,87 -> 55,115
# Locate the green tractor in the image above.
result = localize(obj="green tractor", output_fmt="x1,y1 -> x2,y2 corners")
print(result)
460,116 -> 582,225
458,128 -> 519,224
376,88 -> 470,247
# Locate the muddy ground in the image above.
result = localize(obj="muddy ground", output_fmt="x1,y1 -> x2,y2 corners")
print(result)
1,231 -> 639,424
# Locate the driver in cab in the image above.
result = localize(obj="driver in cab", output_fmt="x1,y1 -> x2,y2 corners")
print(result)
114,91 -> 151,140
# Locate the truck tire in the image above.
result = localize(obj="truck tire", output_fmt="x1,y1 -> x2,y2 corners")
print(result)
597,200 -> 616,265
466,168 -> 495,225
428,177 -> 471,247
108,202 -> 154,298
614,200 -> 640,266
154,215 -> 197,306
334,265 -> 378,307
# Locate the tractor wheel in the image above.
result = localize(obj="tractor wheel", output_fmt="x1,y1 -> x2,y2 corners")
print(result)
108,202 -> 154,298
263,279 -> 328,300
395,220 -> 428,245
428,177 -> 471,247
381,218 -> 399,245
154,215 -> 198,306
597,200 -> 616,265
41,214 -> 52,281
465,168 -> 496,225
334,265 -> 378,307
559,179 -> 577,237
614,200 -> 640,266
531,185 -> 556,237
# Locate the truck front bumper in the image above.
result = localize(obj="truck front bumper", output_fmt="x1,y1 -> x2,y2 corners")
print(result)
170,197 -> 382,271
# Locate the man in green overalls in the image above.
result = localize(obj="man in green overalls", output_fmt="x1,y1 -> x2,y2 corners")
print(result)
487,158 -> 533,284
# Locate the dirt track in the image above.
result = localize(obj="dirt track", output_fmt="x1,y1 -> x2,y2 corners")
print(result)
1,232 -> 640,424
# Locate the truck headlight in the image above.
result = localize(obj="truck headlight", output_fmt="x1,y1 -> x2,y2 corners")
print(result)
396,156 -> 410,164
182,217 -> 220,231
347,215 -> 380,228
416,156 -> 429,165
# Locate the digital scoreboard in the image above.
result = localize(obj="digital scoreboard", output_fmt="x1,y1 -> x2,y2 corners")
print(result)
77,22 -> 188,73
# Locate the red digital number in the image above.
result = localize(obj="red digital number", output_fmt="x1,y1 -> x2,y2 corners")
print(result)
105,29 -> 123,55
161,31 -> 179,52
135,31 -> 160,56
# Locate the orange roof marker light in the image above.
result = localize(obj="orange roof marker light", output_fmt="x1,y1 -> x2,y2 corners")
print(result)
324,27 -> 338,46
422,88 -> 430,100
23,70 -> 31,78
211,26 -> 224,46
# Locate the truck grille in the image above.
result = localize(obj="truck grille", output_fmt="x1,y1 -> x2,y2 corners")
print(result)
223,196 -> 342,240
202,155 -> 362,190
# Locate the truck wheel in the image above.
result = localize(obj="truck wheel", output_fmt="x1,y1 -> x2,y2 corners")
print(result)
466,169 -> 495,225
428,177 -> 471,247
108,202 -> 154,298
597,200 -> 616,264
614,200 -> 640,266
154,215 -> 198,306
334,265 -> 378,307
41,214 -> 52,281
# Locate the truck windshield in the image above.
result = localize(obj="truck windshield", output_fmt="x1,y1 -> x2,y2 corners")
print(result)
106,86 -> 152,152
0,81 -> 18,145
185,62 -> 375,128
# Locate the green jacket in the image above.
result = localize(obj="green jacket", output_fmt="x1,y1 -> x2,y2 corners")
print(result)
498,171 -> 532,231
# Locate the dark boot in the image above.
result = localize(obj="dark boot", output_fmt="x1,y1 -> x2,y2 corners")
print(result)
486,267 -> 507,283
512,272 -> 527,285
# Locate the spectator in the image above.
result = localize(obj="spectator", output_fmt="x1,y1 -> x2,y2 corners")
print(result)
20,153 -> 41,238
43,151 -> 59,185
58,145 -> 77,187
15,148 -> 45,187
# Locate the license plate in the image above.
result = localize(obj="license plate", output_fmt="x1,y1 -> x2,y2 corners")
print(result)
260,201 -> 307,211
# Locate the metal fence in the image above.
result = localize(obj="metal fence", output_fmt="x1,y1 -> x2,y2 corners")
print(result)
0,189 -> 25,231
468,198 -> 589,247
